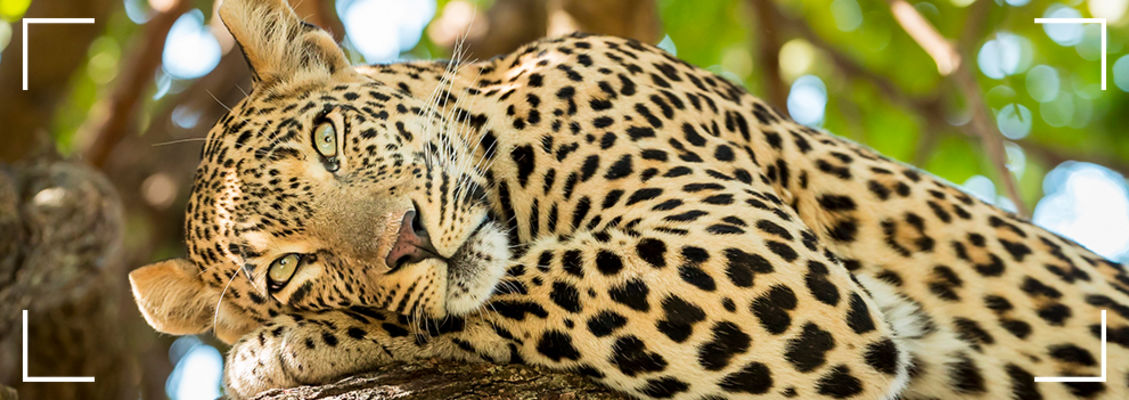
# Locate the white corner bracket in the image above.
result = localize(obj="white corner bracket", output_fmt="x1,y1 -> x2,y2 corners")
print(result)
1033,17 -> 1107,91
21,18 -> 96,91
22,310 -> 95,383
1033,309 -> 1107,383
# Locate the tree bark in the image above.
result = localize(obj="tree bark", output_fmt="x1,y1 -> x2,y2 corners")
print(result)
0,159 -> 143,400
247,359 -> 629,400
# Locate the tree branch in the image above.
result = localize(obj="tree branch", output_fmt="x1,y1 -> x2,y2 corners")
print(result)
760,0 -> 1128,215
747,0 -> 788,112
247,359 -> 629,400
885,0 -> 1027,215
950,59 -> 1028,214
77,0 -> 192,168
887,0 -> 960,76
765,2 -> 941,113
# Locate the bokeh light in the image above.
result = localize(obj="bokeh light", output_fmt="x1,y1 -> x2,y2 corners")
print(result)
962,175 -> 997,202
1067,91 -> 1093,129
172,105 -> 201,129
87,37 -> 121,85
995,103 -> 1032,140
914,2 -> 941,20
1042,5 -> 1084,46
1004,142 -> 1025,175
961,175 -> 1018,213
1074,23 -> 1104,61
123,0 -> 151,24
1034,162 -> 1129,262
0,20 -> 10,62
152,70 -> 173,100
0,0 -> 29,21
985,84 -> 1017,108
1039,90 -> 1074,127
1025,64 -> 1059,102
831,0 -> 863,32
779,39 -> 815,81
721,46 -> 752,78
338,0 -> 436,63
977,32 -> 1031,79
1089,0 -> 1129,22
1113,55 -> 1129,92
165,336 -> 223,400
657,35 -> 678,56
162,9 -> 221,79
787,75 -> 827,127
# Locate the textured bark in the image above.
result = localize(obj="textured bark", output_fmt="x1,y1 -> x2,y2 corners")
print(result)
248,359 -> 629,400
0,159 -> 143,400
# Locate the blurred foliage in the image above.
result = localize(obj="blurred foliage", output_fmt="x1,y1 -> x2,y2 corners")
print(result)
8,1 -> 1126,182
0,0 -> 30,22
0,0 -> 1126,260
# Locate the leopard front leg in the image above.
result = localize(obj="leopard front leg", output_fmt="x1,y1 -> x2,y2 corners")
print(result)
223,309 -> 432,399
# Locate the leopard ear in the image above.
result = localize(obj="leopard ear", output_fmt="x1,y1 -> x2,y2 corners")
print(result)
129,258 -> 219,335
218,0 -> 352,85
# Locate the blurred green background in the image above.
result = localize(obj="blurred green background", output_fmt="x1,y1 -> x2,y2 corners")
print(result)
1,0 -> 1127,398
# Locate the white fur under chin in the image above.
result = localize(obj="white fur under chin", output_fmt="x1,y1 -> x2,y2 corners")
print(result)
443,222 -> 510,316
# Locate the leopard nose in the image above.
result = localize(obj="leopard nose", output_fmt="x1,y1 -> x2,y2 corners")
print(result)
385,209 -> 441,272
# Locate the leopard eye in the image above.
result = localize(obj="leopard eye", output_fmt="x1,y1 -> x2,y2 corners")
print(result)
313,121 -> 337,158
267,253 -> 302,290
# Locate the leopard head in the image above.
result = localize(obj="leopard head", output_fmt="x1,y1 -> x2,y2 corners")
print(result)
129,0 -> 508,343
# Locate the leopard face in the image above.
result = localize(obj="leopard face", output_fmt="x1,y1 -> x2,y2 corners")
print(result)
159,8 -> 512,340
190,79 -> 507,320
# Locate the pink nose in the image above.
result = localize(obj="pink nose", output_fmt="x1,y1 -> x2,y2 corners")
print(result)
385,210 -> 439,271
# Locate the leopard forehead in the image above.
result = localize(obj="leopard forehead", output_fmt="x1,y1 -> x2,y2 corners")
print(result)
186,80 -> 410,267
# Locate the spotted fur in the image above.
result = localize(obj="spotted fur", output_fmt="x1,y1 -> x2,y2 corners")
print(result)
128,0 -> 1129,399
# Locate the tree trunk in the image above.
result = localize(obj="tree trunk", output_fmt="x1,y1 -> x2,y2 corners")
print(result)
247,359 -> 629,400
0,159 -> 146,400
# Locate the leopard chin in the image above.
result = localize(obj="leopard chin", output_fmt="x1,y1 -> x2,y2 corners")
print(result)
441,220 -> 511,317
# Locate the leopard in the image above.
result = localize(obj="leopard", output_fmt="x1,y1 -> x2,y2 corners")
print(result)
128,0 -> 1129,399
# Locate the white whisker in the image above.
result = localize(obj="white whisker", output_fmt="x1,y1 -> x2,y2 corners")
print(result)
151,137 -> 214,147
212,268 -> 242,331
208,90 -> 233,112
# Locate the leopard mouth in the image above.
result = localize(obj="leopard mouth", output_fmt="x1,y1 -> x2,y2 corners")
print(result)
386,209 -> 491,271
370,210 -> 505,319
442,216 -> 509,316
